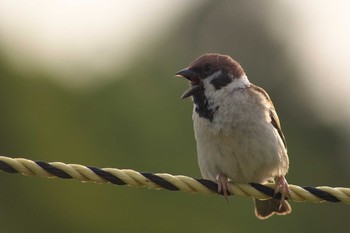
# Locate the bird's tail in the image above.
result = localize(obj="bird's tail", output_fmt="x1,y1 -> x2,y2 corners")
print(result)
254,198 -> 292,219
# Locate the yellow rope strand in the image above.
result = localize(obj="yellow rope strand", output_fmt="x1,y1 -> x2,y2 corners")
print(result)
0,155 -> 349,204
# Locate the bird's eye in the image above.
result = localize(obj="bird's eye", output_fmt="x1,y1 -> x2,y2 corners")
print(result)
203,63 -> 213,75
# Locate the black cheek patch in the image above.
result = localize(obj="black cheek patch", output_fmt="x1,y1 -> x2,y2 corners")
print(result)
210,73 -> 232,90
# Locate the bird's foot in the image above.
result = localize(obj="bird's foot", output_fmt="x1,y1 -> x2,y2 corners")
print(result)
274,176 -> 291,210
216,173 -> 231,202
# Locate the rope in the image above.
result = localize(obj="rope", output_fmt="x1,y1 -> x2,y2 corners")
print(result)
0,155 -> 349,204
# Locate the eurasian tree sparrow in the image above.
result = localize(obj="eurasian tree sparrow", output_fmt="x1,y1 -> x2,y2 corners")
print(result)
175,53 -> 291,219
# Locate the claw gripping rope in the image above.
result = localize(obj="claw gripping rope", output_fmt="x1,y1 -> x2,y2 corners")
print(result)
0,155 -> 349,204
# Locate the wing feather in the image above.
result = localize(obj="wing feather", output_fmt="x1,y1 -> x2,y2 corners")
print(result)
250,84 -> 287,149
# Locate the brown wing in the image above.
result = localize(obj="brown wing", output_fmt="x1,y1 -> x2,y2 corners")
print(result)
250,84 -> 287,149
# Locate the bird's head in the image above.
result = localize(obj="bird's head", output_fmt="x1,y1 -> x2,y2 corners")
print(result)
175,53 -> 249,99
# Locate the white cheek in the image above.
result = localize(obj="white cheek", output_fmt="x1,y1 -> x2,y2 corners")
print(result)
228,75 -> 250,90
203,72 -> 250,101
202,70 -> 222,93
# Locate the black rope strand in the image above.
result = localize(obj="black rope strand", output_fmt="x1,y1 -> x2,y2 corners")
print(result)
0,161 -> 17,173
304,186 -> 340,202
140,172 -> 179,191
36,161 -> 72,179
250,183 -> 279,199
196,178 -> 220,193
88,166 -> 126,185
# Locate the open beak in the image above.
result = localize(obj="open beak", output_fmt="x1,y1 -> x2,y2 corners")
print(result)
175,68 -> 203,99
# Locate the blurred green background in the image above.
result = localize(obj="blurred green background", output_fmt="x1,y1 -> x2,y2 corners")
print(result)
0,1 -> 349,232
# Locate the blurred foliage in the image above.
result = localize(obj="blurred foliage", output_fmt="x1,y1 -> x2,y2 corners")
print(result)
0,1 -> 349,233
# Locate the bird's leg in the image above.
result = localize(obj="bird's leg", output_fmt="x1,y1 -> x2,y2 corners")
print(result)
216,173 -> 231,202
274,176 -> 291,210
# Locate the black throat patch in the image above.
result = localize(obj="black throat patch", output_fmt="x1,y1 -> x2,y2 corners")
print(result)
193,91 -> 218,122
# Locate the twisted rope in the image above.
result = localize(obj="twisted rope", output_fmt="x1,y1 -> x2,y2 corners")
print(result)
0,155 -> 349,204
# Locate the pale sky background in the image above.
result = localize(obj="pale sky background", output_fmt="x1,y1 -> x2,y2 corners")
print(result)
0,0 -> 349,126
281,0 -> 350,125
0,0 -> 202,86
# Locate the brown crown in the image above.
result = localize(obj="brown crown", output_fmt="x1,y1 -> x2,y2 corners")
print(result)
189,53 -> 245,78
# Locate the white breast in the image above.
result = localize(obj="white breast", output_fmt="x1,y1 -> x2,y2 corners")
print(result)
193,87 -> 289,183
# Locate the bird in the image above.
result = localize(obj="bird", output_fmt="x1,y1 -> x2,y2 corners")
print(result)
175,53 -> 291,219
